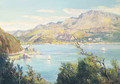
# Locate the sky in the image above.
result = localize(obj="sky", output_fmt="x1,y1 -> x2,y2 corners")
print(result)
0,0 -> 120,31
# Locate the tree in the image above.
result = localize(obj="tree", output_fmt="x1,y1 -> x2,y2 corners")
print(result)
0,53 -> 51,84
0,53 -> 28,84
57,37 -> 120,84
77,57 -> 104,84
57,63 -> 77,84
26,65 -> 36,84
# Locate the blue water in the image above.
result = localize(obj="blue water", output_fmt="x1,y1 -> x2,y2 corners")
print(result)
14,44 -> 120,83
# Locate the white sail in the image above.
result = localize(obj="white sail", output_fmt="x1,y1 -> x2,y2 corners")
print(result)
102,47 -> 106,52
48,55 -> 51,60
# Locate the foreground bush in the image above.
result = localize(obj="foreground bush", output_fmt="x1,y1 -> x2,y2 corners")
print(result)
57,40 -> 120,84
57,56 -> 120,84
0,53 -> 51,84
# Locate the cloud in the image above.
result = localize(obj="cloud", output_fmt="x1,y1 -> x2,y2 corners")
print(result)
116,0 -> 120,2
3,5 -> 120,31
36,9 -> 56,13
0,22 -> 40,31
0,22 -> 39,26
23,15 -> 69,24
63,8 -> 88,16
63,5 -> 120,17
0,15 -> 69,31
93,5 -> 120,15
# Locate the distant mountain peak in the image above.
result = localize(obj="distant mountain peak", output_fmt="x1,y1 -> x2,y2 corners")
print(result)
9,10 -> 120,43
47,22 -> 56,25
78,10 -> 120,19
56,21 -> 62,24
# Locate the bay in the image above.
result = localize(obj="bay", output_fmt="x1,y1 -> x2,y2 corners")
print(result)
14,44 -> 120,83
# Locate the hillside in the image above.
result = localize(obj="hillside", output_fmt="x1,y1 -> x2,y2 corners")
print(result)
10,10 -> 120,44
0,28 -> 23,54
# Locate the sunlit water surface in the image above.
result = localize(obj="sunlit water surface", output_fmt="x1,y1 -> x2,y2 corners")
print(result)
14,44 -> 120,83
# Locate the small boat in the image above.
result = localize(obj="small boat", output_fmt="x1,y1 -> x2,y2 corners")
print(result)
27,59 -> 31,62
48,55 -> 51,60
47,60 -> 51,64
37,51 -> 40,55
102,47 -> 106,52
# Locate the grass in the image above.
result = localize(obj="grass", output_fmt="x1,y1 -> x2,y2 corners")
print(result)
9,54 -> 23,60
9,50 -> 37,60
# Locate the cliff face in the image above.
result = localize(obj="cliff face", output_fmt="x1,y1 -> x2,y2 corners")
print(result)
0,28 -> 23,54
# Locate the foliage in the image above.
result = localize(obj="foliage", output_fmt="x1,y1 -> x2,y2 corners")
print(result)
57,56 -> 120,84
0,28 -> 23,54
77,57 -> 103,84
57,39 -> 120,84
0,54 -> 28,84
0,54 -> 51,84
57,63 -> 77,84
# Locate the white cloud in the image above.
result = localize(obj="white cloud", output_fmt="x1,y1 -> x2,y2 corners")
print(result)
0,15 -> 69,31
23,15 -> 69,24
63,5 -> 120,17
117,0 -> 120,2
36,9 -> 56,13
0,22 -> 40,31
93,5 -> 120,15
2,5 -> 120,31
63,8 -> 88,16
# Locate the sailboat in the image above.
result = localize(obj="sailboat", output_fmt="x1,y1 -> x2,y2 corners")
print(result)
102,47 -> 106,52
48,55 -> 51,60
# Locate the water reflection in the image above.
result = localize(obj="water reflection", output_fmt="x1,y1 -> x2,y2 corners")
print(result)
102,47 -> 106,53
26,59 -> 31,62
47,60 -> 51,64
14,44 -> 120,83
88,45 -> 92,49
35,55 -> 42,59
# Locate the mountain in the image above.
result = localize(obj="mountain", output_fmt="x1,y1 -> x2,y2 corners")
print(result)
10,10 -> 120,43
0,28 -> 23,54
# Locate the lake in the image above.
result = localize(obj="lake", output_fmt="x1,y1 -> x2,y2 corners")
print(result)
14,44 -> 120,83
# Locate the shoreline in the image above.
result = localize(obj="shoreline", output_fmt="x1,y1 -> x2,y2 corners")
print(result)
10,42 -> 120,60
9,50 -> 40,60
21,42 -> 120,45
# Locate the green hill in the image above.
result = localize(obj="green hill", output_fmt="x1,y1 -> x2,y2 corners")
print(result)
0,28 -> 23,54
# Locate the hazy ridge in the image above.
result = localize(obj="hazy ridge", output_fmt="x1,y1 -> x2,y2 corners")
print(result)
9,10 -> 120,44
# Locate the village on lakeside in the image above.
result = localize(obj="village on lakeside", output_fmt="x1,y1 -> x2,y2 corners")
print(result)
9,45 -> 40,60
